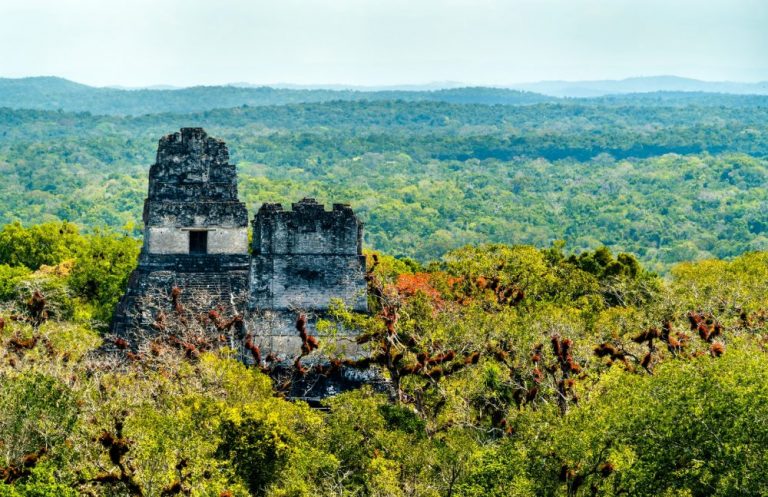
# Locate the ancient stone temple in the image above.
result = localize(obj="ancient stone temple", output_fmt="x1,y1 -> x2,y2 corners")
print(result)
246,199 -> 367,356
112,128 -> 368,370
112,128 -> 251,339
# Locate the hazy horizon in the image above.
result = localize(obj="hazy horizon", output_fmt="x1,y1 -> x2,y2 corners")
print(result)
4,74 -> 768,91
1,0 -> 766,88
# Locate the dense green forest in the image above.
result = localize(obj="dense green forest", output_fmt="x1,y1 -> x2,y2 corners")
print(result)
0,222 -> 768,496
1,89 -> 767,272
1,80 -> 768,495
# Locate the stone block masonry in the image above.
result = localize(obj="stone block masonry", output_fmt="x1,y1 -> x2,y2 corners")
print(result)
112,128 -> 251,338
250,199 -> 367,313
112,128 -> 369,383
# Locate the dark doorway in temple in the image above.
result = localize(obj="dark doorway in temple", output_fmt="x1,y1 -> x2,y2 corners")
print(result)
189,230 -> 208,254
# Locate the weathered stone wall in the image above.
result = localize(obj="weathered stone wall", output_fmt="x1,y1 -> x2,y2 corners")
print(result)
250,255 -> 368,310
143,202 -> 249,228
253,200 -> 362,256
112,254 -> 251,339
145,227 -> 189,254
113,128 -> 251,336
142,127 -> 248,257
245,198 -> 367,364
147,127 -> 239,203
246,310 -> 363,360
146,227 -> 248,254
207,228 -> 250,254
113,129 -> 370,398
249,199 -> 367,314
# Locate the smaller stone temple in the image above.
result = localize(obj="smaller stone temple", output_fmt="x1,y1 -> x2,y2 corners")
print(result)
247,199 -> 367,356
112,128 -> 368,370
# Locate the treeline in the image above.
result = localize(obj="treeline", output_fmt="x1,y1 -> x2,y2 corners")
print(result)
0,77 -> 555,115
4,77 -> 768,116
1,223 -> 768,495
5,99 -> 768,137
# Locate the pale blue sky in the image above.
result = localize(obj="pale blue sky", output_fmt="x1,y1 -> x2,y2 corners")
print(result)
1,0 -> 765,87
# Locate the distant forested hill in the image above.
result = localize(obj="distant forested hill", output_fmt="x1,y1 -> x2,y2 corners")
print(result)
0,92 -> 767,272
0,77 -> 555,115
3,76 -> 768,115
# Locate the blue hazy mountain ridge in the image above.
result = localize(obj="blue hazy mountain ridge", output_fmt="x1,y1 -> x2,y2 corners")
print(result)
222,76 -> 768,97
2,76 -> 768,116
509,76 -> 768,98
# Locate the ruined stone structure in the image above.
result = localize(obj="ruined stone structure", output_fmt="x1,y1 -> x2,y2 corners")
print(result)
112,128 -> 368,370
246,199 -> 367,357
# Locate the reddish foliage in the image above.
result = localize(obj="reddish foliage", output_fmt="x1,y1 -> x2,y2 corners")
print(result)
687,311 -> 703,330
89,419 -> 143,495
640,352 -> 652,369
426,350 -> 455,365
550,335 -> 562,359
0,447 -> 47,483
400,363 -> 424,375
170,287 -> 184,315
153,310 -> 167,332
9,336 -> 37,351
295,313 -> 319,365
599,462 -> 615,477
710,342 -> 725,357
550,335 -> 581,412
161,481 -> 183,496
594,342 -> 620,359
182,343 -> 198,359
380,307 -> 399,336
150,342 -> 163,356
464,351 -> 481,365
633,327 -> 661,344
688,311 -> 723,343
493,349 -> 509,362
314,358 -> 343,376
566,357 -> 581,374
395,273 -> 443,303
532,367 -> 543,383
294,357 -> 308,375
26,291 -> 48,325
98,421 -> 130,468
296,314 -> 307,333
244,334 -> 261,365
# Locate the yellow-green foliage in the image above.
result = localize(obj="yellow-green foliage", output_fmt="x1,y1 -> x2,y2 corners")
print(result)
671,251 -> 768,317
0,222 -> 140,324
1,231 -> 768,496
